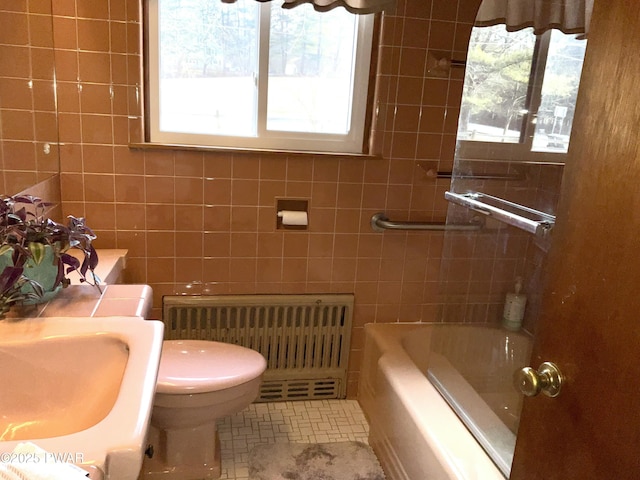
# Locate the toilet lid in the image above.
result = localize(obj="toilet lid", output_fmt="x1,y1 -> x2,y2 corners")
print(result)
156,340 -> 267,394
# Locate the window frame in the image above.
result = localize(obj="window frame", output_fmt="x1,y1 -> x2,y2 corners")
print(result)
145,0 -> 376,154
456,29 -> 582,165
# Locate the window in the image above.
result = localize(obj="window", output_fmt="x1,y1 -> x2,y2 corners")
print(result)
146,0 -> 375,153
457,25 -> 587,159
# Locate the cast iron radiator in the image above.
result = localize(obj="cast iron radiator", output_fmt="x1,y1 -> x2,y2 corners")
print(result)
162,294 -> 354,402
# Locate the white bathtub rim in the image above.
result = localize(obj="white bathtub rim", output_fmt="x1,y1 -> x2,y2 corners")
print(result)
378,346 -> 504,480
365,323 -> 505,480
427,353 -> 516,475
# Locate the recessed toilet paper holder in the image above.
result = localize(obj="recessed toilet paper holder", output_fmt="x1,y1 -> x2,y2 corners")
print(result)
276,198 -> 309,230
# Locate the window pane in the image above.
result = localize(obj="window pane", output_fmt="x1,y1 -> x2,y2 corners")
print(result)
149,0 -> 373,152
458,25 -> 535,143
158,0 -> 259,136
532,31 -> 587,153
266,4 -> 358,134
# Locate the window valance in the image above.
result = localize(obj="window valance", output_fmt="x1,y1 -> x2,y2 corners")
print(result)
475,0 -> 593,35
221,0 -> 394,14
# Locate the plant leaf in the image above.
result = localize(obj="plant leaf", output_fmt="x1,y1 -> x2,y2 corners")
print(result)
88,245 -> 99,270
0,265 -> 24,295
61,252 -> 80,272
27,278 -> 45,298
54,256 -> 65,289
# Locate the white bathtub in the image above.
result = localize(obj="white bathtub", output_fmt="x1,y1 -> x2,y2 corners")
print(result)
358,323 -> 532,480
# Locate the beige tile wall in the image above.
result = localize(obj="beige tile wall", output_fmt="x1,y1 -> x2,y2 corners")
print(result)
438,161 -> 564,332
46,0 -> 484,396
0,0 -> 60,195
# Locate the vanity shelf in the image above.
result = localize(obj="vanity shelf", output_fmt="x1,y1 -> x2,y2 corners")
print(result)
444,191 -> 555,238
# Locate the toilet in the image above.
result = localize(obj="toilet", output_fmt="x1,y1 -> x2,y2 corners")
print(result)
140,340 -> 267,480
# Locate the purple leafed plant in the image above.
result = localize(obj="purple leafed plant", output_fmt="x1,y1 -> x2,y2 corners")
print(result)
0,195 -> 100,317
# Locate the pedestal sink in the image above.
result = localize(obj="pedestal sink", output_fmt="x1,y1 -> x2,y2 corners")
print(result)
0,316 -> 164,479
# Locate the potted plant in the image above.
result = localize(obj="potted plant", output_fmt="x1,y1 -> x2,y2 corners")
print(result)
0,195 -> 100,318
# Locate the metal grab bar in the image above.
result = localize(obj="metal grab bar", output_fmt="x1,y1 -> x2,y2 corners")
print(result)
370,212 -> 483,233
425,169 -> 525,181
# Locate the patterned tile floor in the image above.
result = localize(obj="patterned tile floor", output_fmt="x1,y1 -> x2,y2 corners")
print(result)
218,399 -> 371,480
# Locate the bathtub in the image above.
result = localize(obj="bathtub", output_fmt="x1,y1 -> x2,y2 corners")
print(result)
358,323 -> 532,480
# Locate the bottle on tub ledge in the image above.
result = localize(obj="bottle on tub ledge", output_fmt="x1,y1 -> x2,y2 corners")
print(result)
502,276 -> 527,331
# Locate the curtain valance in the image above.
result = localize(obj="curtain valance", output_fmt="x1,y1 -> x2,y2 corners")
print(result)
281,0 -> 393,13
221,0 -> 394,14
475,0 -> 593,35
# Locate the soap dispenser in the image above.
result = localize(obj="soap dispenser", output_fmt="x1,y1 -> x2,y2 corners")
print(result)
502,277 -> 527,331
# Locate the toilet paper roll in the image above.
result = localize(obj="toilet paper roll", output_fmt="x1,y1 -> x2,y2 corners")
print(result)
278,210 -> 308,226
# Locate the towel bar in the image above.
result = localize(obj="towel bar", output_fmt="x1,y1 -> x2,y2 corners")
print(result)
370,213 -> 483,233
444,191 -> 555,238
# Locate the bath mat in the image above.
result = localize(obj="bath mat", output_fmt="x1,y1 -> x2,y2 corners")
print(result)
248,441 -> 385,480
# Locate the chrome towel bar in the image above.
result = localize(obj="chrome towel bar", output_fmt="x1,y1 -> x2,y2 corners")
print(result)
444,191 -> 555,238
370,213 -> 483,233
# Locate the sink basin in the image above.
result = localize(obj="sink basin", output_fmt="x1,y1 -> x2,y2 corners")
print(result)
1,334 -> 129,441
0,316 -> 164,479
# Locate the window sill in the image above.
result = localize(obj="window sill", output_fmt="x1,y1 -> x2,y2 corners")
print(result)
129,142 -> 382,160
455,140 -> 567,166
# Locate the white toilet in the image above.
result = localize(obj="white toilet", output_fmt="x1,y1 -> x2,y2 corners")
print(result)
140,340 -> 267,480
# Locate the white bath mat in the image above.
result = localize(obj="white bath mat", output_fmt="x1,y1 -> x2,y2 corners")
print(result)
248,441 -> 386,480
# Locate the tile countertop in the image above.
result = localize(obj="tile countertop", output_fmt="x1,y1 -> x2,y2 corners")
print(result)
9,284 -> 154,320
66,248 -> 129,285
7,249 -> 154,320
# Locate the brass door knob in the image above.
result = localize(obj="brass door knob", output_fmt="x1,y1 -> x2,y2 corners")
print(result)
515,361 -> 563,398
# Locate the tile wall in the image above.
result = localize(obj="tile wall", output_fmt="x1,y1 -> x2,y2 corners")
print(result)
0,0 -> 59,195
3,0 -> 489,396
438,162 -> 564,333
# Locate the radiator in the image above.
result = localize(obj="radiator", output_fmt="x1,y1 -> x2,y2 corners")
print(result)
162,294 -> 354,402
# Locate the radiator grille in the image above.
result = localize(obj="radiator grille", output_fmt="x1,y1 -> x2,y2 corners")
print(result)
162,294 -> 354,401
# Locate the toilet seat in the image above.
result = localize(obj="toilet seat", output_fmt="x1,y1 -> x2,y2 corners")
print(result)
156,340 -> 267,394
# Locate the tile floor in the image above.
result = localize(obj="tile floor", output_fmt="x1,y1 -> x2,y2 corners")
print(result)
217,399 -> 371,480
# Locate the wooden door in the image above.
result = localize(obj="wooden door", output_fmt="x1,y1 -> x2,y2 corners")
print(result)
510,1 -> 640,478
